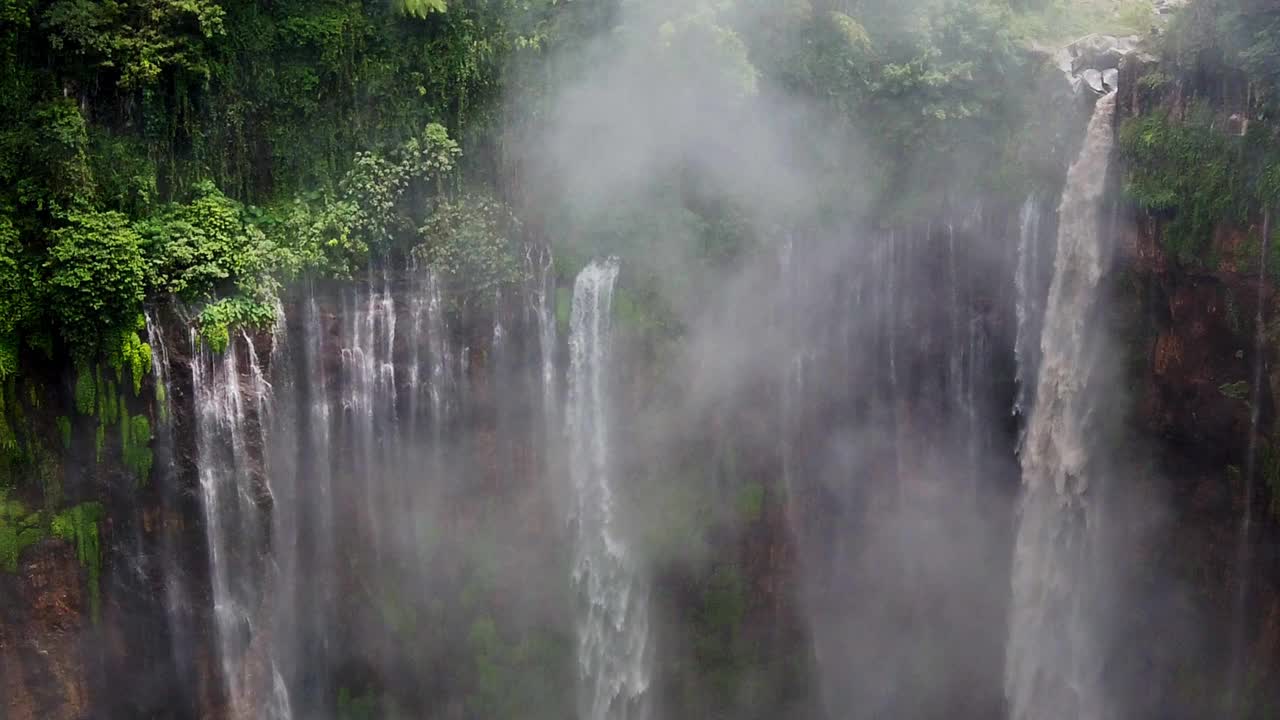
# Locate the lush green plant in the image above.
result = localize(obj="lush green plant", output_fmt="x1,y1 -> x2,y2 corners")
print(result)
51,502 -> 104,622
1120,112 -> 1280,265
0,216 -> 27,379
0,490 -> 46,572
138,181 -> 270,300
1164,0 -> 1280,106
336,687 -> 382,720
198,296 -> 277,354
1220,381 -> 1251,401
396,0 -> 447,19
45,211 -> 148,361
121,412 -> 153,486
43,0 -> 226,88
736,481 -> 766,523
74,363 -> 96,416
57,416 -> 72,450
416,194 -> 523,305
105,316 -> 152,396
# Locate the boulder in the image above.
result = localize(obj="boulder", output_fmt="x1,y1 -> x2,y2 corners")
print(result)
1068,34 -> 1140,73
1082,68 -> 1106,94
1103,68 -> 1119,92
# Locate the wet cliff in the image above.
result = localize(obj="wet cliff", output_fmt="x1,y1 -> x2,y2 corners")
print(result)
1106,50 -> 1280,719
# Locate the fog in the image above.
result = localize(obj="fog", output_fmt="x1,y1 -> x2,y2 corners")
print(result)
36,1 -> 1231,719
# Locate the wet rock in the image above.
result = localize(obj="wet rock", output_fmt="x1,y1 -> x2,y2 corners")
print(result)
0,541 -> 90,720
1103,68 -> 1119,92
1083,69 -> 1106,94
1069,34 -> 1140,73
1060,34 -> 1140,95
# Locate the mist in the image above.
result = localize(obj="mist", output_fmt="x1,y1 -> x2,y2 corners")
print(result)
5,0 -> 1273,719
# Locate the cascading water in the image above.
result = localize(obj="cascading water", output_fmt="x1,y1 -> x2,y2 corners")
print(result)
145,306 -> 201,710
1013,194 -> 1047,420
272,267 -> 463,716
530,246 -> 558,424
190,327 -> 291,720
1006,90 -> 1118,720
568,258 -> 650,720
182,265 -> 473,718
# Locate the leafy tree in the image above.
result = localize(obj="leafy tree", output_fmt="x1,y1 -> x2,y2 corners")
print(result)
138,181 -> 268,299
43,0 -> 226,88
416,194 -> 522,304
44,211 -> 146,360
0,216 -> 34,377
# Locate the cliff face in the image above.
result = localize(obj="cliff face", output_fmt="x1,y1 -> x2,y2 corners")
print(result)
4,47 -> 1280,720
0,541 -> 90,720
1110,54 -> 1280,719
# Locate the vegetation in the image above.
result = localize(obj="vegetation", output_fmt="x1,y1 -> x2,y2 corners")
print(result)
6,0 -> 1278,715
1009,0 -> 1158,44
1220,381 -> 1251,402
51,502 -> 105,622
120,412 -> 153,486
1163,0 -> 1280,106
0,490 -> 45,572
1120,110 -> 1280,265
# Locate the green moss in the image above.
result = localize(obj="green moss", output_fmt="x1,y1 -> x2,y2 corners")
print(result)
0,384 -> 16,460
1119,112 -> 1280,267
57,416 -> 72,450
337,687 -> 382,720
0,491 -> 48,572
736,481 -> 766,523
96,377 -> 121,427
120,412 -> 153,486
613,286 -> 672,336
199,296 -> 277,354
52,502 -> 104,623
36,447 -> 62,511
94,423 -> 106,464
555,286 -> 572,337
107,322 -> 152,396
1220,381 -> 1251,401
74,363 -> 96,416
694,563 -> 750,697
155,382 -> 168,423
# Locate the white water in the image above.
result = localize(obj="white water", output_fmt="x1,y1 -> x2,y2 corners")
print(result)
568,258 -> 650,720
1006,91 -> 1118,720
531,246 -> 558,425
190,327 -> 291,720
1014,194 -> 1046,419
145,306 -> 200,704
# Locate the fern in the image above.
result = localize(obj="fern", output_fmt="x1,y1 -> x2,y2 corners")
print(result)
395,0 -> 447,18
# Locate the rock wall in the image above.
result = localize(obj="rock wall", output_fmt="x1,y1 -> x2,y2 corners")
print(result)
1108,51 -> 1280,719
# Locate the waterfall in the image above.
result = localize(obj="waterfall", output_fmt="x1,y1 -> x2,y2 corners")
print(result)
531,246 -> 558,425
145,306 -> 199,709
340,271 -> 400,567
1006,91 -> 1118,720
190,327 -> 291,720
1014,194 -> 1047,420
568,258 -> 650,720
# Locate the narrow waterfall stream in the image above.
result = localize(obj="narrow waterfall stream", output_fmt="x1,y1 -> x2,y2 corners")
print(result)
1013,194 -> 1047,421
1006,90 -> 1119,720
568,258 -> 650,720
190,329 -> 291,720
